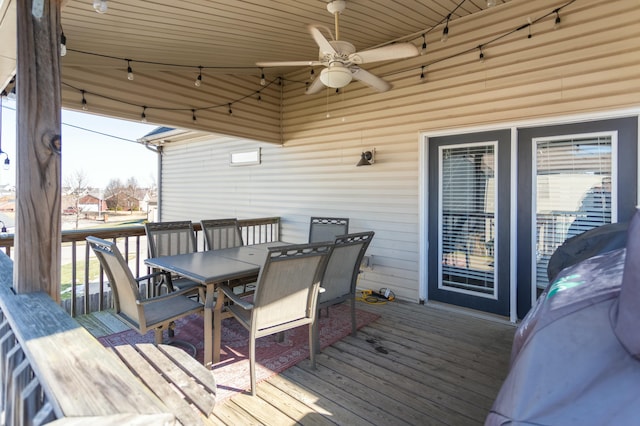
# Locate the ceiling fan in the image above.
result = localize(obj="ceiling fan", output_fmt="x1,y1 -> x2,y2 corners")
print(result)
256,0 -> 419,94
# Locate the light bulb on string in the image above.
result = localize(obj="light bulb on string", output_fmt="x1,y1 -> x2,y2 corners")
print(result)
195,66 -> 203,87
81,90 -> 88,111
487,0 -> 496,7
421,34 -> 427,55
420,65 -> 426,82
60,31 -> 67,57
93,0 -> 107,14
441,14 -> 450,42
310,68 -> 315,81
553,9 -> 561,30
228,103 -> 233,116
479,45 -> 485,62
141,106 -> 147,123
126,60 -> 134,80
257,91 -> 262,102
260,68 -> 266,86
191,109 -> 197,122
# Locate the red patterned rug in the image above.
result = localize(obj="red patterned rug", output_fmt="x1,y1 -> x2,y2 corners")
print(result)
99,303 -> 379,402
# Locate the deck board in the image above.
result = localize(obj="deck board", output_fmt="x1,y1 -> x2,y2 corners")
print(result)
83,299 -> 515,425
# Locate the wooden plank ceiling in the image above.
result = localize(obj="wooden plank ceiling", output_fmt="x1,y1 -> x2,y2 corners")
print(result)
2,0 -> 511,138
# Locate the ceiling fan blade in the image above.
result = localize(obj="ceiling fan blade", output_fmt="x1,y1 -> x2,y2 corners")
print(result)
350,67 -> 392,92
256,60 -> 323,67
305,76 -> 326,95
308,25 -> 337,56
349,43 -> 419,64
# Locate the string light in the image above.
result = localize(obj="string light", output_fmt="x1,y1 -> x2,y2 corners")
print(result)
478,45 -> 485,62
60,31 -> 67,57
553,9 -> 561,29
260,68 -> 266,86
57,0 -> 575,122
228,103 -> 233,116
195,66 -> 203,87
141,106 -> 147,123
93,0 -> 107,14
191,109 -> 196,122
421,34 -> 427,55
487,0 -> 496,7
441,14 -> 450,42
310,68 -> 315,81
126,60 -> 134,81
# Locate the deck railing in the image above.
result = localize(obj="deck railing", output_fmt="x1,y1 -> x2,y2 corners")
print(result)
0,217 -> 280,317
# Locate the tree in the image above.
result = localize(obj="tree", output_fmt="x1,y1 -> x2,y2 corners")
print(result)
124,177 -> 140,213
64,169 -> 90,229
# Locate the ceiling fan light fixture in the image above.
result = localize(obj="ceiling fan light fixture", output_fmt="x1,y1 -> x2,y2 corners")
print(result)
319,65 -> 352,88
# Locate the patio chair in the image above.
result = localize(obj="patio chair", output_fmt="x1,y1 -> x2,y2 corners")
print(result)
313,231 -> 374,353
215,242 -> 332,396
87,236 -> 203,355
201,218 -> 244,251
145,221 -> 202,298
201,218 -> 255,294
308,217 -> 350,243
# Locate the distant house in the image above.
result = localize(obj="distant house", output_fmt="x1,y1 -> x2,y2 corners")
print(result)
79,193 -> 107,213
105,191 -> 142,211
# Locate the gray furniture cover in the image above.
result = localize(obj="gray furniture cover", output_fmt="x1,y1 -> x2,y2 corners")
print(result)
486,208 -> 640,425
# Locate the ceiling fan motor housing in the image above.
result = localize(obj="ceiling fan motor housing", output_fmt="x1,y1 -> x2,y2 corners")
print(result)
326,0 -> 346,15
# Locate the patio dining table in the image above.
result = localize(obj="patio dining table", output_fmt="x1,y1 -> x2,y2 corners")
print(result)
144,242 -> 287,367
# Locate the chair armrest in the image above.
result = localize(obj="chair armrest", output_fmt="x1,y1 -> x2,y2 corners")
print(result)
136,285 -> 202,306
220,285 -> 254,310
134,270 -> 165,283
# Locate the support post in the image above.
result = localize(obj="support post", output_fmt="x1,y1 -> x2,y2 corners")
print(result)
14,0 -> 62,299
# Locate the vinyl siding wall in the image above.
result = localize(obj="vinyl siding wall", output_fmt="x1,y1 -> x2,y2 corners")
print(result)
159,0 -> 640,303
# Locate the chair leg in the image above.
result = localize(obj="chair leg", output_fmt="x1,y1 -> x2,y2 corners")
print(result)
313,315 -> 320,354
249,336 -> 256,396
308,324 -> 316,369
154,329 -> 163,345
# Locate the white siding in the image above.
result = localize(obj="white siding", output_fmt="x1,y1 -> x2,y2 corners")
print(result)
160,0 -> 640,303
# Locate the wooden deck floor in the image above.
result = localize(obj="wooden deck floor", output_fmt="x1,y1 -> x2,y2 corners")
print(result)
78,300 -> 515,425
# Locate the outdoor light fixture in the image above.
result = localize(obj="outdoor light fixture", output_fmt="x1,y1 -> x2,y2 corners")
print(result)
356,149 -> 375,167
93,0 -> 107,14
319,63 -> 352,88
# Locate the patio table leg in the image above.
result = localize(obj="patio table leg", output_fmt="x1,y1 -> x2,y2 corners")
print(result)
203,283 -> 215,368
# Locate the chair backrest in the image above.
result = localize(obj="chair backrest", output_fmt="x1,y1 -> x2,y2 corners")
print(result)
252,242 -> 332,332
145,221 -> 197,257
201,218 -> 244,251
320,231 -> 375,303
86,236 -> 141,325
309,217 -> 349,243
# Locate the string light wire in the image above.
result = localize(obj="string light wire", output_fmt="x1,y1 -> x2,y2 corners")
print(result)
58,0 -> 577,116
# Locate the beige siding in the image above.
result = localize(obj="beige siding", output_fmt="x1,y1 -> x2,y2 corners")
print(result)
161,0 -> 640,303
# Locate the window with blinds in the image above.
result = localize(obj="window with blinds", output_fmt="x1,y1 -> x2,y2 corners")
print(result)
534,134 -> 614,290
439,143 -> 497,297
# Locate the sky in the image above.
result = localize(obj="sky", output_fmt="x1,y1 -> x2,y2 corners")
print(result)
0,98 -> 159,189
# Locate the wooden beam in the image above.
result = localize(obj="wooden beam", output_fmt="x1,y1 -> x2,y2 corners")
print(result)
14,0 -> 62,298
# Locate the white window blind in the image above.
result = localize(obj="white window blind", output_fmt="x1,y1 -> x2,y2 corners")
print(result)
535,135 -> 613,289
439,143 -> 496,296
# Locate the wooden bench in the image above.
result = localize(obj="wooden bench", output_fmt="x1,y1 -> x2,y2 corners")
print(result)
109,343 -> 217,426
